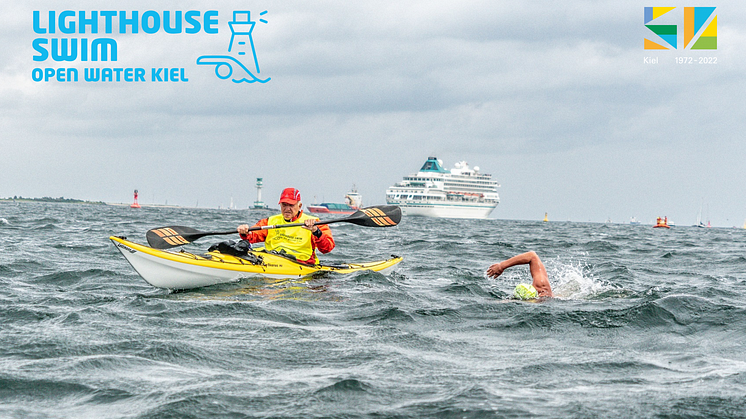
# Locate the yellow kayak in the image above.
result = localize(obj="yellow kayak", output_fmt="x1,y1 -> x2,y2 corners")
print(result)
110,236 -> 402,290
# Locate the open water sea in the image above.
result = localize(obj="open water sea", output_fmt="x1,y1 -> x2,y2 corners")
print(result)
2,202 -> 746,418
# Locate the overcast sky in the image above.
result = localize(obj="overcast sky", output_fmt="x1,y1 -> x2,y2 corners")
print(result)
1,1 -> 744,226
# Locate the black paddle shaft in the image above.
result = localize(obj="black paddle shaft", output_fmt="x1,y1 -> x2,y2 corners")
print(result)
145,205 -> 401,249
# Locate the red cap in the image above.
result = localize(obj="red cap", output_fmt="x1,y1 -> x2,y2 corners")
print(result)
278,188 -> 301,204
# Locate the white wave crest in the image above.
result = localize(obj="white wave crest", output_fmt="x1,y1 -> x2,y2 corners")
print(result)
548,260 -> 609,299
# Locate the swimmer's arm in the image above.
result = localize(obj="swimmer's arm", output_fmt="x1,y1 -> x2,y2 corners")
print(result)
487,251 -> 553,297
487,252 -> 536,278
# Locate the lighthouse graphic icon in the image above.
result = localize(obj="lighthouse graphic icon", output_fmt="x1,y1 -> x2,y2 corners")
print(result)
197,10 -> 270,83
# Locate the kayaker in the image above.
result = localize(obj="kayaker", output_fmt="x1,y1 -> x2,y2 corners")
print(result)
237,188 -> 335,264
486,251 -> 553,298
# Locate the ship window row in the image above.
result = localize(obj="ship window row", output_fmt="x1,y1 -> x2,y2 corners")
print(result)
405,176 -> 493,183
387,193 -> 498,203
405,176 -> 495,184
388,189 -> 495,196
398,182 -> 497,189
443,180 -> 497,186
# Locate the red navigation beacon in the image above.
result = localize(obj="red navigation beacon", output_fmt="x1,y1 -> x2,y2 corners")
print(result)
130,189 -> 141,208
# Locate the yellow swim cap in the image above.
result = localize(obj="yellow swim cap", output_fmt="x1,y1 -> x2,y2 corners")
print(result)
513,284 -> 538,300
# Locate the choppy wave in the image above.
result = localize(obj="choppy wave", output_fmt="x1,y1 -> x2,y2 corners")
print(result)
1,202 -> 746,418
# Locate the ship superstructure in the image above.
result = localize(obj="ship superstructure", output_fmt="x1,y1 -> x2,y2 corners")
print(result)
385,157 -> 500,219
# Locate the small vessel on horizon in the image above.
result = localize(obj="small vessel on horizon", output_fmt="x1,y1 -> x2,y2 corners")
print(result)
694,202 -> 711,228
385,157 -> 500,219
630,217 -> 640,225
654,216 -> 671,229
308,188 -> 362,215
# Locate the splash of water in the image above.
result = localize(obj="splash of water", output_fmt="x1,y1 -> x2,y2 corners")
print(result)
548,259 -> 610,299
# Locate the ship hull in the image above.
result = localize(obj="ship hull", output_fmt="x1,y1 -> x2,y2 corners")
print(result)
390,201 -> 497,219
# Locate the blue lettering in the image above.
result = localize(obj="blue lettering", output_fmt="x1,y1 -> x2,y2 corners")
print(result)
51,38 -> 77,61
101,11 -> 116,33
152,68 -> 163,82
34,38 -> 116,62
163,11 -> 182,34
185,11 -> 201,34
85,68 -> 100,81
33,11 -> 46,34
84,68 -> 144,82
142,11 -> 160,34
91,38 -> 117,61
119,11 -> 138,33
33,10 -> 222,36
59,10 -> 75,34
204,11 -> 218,34
31,67 -> 78,82
78,11 -> 98,34
81,38 -> 88,61
55,68 -> 78,82
32,38 -> 49,61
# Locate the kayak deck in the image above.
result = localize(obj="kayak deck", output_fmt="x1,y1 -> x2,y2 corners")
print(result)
110,236 -> 402,290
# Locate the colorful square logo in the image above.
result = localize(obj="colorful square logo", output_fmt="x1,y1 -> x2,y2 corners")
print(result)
644,7 -> 717,50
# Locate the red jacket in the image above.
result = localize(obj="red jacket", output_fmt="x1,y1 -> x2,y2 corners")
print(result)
240,211 -> 335,264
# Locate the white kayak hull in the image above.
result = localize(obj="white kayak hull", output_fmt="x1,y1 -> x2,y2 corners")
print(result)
111,236 -> 402,290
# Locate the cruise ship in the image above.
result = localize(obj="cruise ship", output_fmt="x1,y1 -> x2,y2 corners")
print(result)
385,157 -> 500,219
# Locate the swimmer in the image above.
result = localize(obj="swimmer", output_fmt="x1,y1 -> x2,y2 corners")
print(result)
486,251 -> 553,299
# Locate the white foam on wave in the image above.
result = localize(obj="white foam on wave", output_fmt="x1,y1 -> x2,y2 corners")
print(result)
548,259 -> 610,299
0,218 -> 9,225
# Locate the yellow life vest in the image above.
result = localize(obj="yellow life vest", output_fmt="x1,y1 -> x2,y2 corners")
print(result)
265,212 -> 320,263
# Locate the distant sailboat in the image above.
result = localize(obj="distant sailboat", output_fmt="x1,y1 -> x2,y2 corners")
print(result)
696,214 -> 706,228
694,202 -> 706,227
694,201 -> 711,228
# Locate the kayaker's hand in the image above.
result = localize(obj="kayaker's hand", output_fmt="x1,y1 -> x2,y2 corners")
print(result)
486,262 -> 505,279
302,219 -> 319,233
237,224 -> 250,235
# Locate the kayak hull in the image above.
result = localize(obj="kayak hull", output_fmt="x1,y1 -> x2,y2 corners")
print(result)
110,236 -> 402,290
